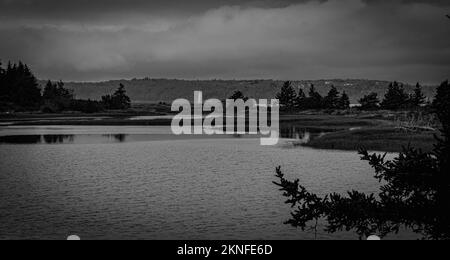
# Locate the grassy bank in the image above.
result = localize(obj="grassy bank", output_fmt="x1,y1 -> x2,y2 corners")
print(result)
302,127 -> 437,153
281,111 -> 438,153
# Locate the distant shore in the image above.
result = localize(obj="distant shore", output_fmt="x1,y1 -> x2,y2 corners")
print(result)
0,107 -> 438,153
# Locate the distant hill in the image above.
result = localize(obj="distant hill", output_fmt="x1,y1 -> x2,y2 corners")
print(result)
43,79 -> 437,104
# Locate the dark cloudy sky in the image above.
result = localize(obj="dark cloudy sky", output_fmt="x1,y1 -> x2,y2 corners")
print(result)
0,0 -> 449,83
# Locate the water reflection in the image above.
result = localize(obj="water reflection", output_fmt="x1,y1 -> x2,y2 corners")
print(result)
43,135 -> 74,144
103,134 -> 127,142
0,135 -> 44,144
0,134 -> 130,145
0,135 -> 75,144
0,126 -> 324,145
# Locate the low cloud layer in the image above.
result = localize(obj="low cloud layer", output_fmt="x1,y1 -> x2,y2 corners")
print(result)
0,0 -> 449,83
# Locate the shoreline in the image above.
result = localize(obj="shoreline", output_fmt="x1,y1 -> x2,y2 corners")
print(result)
0,111 -> 438,153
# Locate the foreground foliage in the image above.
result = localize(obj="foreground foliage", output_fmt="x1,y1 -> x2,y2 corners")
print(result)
274,80 -> 450,240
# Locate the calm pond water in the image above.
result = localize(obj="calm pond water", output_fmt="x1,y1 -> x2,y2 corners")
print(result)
0,125 -> 410,240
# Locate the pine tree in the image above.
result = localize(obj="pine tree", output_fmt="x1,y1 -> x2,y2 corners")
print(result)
42,80 -> 57,100
432,80 -> 450,185
42,80 -> 74,112
2,61 -> 42,109
306,84 -> 323,110
324,85 -> 340,109
295,88 -> 307,110
433,80 -> 450,115
338,91 -> 350,109
359,92 -> 380,110
102,84 -> 131,110
113,84 -> 131,109
19,63 -> 42,108
410,83 -> 426,108
381,82 -> 409,110
276,81 -> 297,111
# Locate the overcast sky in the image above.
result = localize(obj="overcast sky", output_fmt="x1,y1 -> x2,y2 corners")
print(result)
0,0 -> 449,83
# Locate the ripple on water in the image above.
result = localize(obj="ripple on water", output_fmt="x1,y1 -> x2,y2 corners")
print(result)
0,134 -> 405,240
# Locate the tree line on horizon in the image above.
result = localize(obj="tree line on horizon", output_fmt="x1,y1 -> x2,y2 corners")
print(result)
0,60 -> 433,114
276,81 -> 350,111
0,61 -> 131,113
274,81 -> 427,112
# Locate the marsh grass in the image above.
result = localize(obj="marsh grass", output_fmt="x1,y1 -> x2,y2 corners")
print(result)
304,127 -> 437,153
393,111 -> 438,132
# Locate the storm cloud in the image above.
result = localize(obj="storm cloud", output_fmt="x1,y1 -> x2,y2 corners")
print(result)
0,0 -> 449,83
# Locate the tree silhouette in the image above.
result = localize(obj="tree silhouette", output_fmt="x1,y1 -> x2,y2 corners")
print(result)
102,83 -> 131,110
295,88 -> 307,110
409,83 -> 427,108
0,61 -> 42,110
338,91 -> 350,109
276,81 -> 297,111
323,86 -> 350,109
381,82 -> 409,110
359,92 -> 380,110
304,84 -> 324,110
43,81 -> 74,100
433,80 -> 450,113
324,86 -> 340,109
42,81 -> 74,112
274,80 -> 450,240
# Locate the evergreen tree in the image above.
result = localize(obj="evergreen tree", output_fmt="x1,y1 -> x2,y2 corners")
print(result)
113,84 -> 131,109
338,91 -> 350,109
433,80 -> 450,114
42,81 -> 74,112
276,81 -> 297,111
42,80 -> 56,100
432,80 -> 450,186
324,85 -> 340,109
295,88 -> 307,110
43,81 -> 73,101
2,61 -> 42,109
102,84 -> 131,110
359,92 -> 380,110
381,82 -> 409,110
305,84 -> 323,110
409,83 -> 427,108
